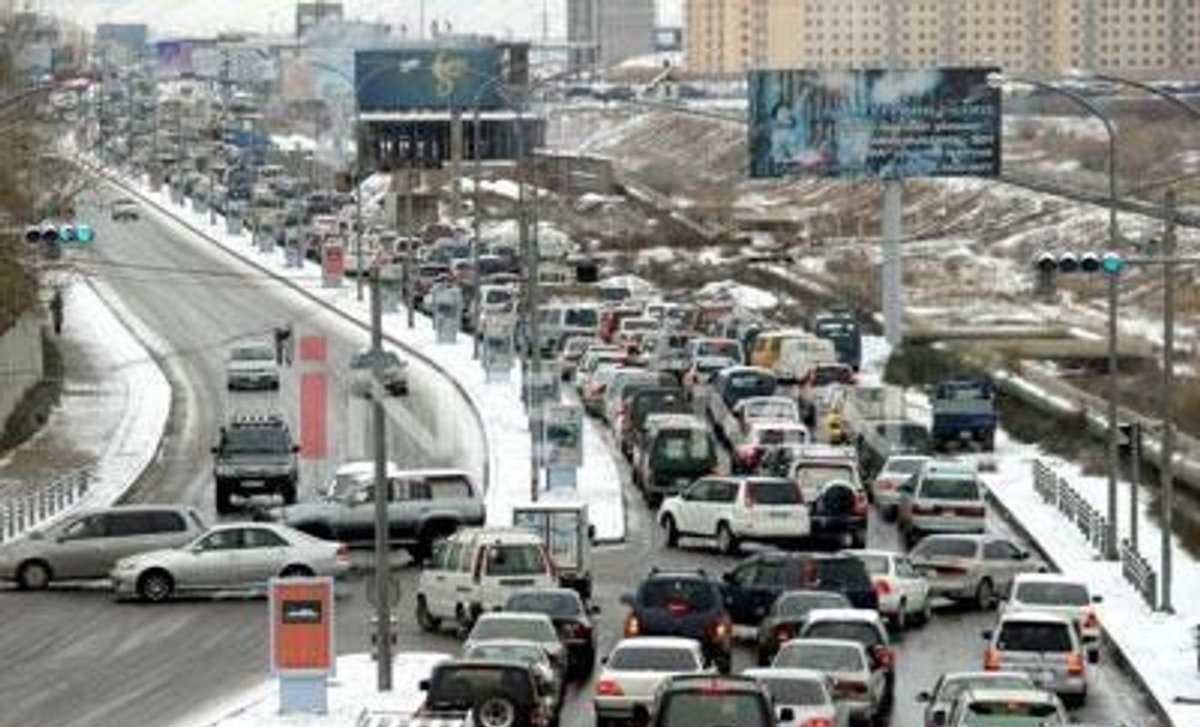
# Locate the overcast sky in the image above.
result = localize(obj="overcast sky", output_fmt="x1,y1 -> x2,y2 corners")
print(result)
42,0 -> 682,39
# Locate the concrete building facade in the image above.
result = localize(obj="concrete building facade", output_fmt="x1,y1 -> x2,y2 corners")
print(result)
684,0 -> 1200,78
568,0 -> 657,71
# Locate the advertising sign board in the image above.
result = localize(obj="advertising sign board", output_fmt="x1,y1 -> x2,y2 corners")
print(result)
269,577 -> 335,674
748,67 -> 1001,180
542,403 -> 583,468
355,47 -> 506,111
483,318 -> 515,382
432,285 -> 463,344
322,244 -> 345,287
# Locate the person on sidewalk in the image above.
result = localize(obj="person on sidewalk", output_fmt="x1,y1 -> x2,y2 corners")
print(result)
49,289 -> 64,335
274,324 -> 294,366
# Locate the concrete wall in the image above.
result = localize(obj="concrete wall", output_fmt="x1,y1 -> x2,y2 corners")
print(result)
0,312 -> 44,431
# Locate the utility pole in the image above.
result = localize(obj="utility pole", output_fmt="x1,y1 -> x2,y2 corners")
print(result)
405,160 -> 416,329
472,106 -> 483,359
370,267 -> 393,690
881,0 -> 904,348
1159,189 -> 1177,613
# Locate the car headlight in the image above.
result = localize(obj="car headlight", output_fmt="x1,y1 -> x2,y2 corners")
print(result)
113,560 -> 138,572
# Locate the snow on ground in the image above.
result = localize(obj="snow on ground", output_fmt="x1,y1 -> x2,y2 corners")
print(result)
697,280 -> 778,311
172,652 -> 448,727
96,160 -> 627,542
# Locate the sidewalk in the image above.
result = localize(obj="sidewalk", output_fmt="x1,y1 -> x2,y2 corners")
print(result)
0,279 -> 171,533
95,162 -> 626,542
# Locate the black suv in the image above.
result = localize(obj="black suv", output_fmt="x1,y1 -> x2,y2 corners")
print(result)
415,659 -> 550,727
632,674 -> 776,727
211,414 -> 300,514
620,569 -> 733,673
721,552 -> 878,626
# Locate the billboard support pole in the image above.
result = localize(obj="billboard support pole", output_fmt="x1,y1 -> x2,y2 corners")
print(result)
450,107 -> 463,219
472,106 -> 483,360
370,268 -> 393,691
882,0 -> 905,348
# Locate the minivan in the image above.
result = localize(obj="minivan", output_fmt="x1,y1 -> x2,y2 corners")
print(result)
416,527 -> 556,632
0,505 -> 206,589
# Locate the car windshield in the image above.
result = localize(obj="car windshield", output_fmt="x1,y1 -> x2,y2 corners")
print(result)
506,591 -> 581,616
485,544 -> 547,577
222,428 -> 290,454
755,427 -> 806,446
653,430 -> 713,463
938,675 -> 1034,704
757,677 -> 827,706
426,666 -> 533,709
659,692 -> 771,727
912,538 -> 978,560
466,644 -> 545,666
565,309 -> 599,327
775,642 -> 864,672
815,559 -> 873,590
470,618 -> 555,643
962,702 -> 1063,725
696,341 -> 741,360
804,622 -> 883,648
639,578 -> 716,611
1014,582 -> 1090,606
996,622 -> 1073,652
812,367 -> 851,386
776,592 -> 851,617
747,480 -> 801,505
728,373 -> 774,395
921,477 -> 981,500
608,647 -> 698,671
231,345 -> 274,361
622,319 -> 659,332
872,423 -> 930,449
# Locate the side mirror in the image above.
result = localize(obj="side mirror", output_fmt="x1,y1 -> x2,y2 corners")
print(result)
599,655 -> 608,665
981,629 -> 993,641
1088,649 -> 1099,664
619,593 -> 635,607
292,444 -> 302,453
590,604 -> 602,615
778,707 -> 795,723
931,710 -> 947,727
418,679 -> 430,691
916,691 -> 932,702
210,446 -> 219,454
1016,549 -> 1030,561
1092,594 -> 1104,603
588,524 -> 597,543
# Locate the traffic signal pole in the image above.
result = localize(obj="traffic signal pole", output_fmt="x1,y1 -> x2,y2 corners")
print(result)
370,267 -> 393,690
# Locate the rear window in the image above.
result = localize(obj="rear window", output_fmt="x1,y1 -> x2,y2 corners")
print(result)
659,691 -> 771,727
965,701 -> 1062,721
803,621 -> 883,648
814,558 -> 872,590
775,591 -> 851,617
470,617 -> 556,643
231,345 -> 274,361
775,642 -> 864,672
654,430 -> 714,462
885,458 -> 926,475
485,544 -> 548,576
1014,582 -> 1090,606
996,621 -> 1074,652
639,577 -> 717,611
920,477 -> 981,500
755,428 -> 807,446
728,373 -> 774,395
912,538 -> 978,559
427,666 -> 533,709
608,647 -> 699,671
565,308 -> 598,327
757,677 -> 827,706
795,465 -> 855,489
939,675 -> 1035,704
747,480 -> 801,505
506,591 -> 581,616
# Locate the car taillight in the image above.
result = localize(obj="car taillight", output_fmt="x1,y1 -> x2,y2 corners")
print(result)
596,678 -> 623,696
708,616 -> 732,642
774,623 -> 794,643
736,445 -> 760,465
1067,651 -> 1085,675
874,578 -> 892,596
958,505 -> 986,517
562,622 -> 591,640
1082,608 -> 1099,630
801,719 -> 833,727
984,646 -> 1001,670
872,645 -> 894,669
335,543 -> 350,564
853,491 -> 868,516
624,613 -> 640,637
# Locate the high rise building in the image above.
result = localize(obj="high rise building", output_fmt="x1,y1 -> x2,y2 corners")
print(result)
568,0 -> 656,71
683,0 -> 1200,78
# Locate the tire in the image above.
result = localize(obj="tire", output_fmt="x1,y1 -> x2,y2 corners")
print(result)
16,560 -> 52,590
882,505 -> 898,522
716,522 -> 739,556
916,596 -> 933,626
714,651 -> 732,674
890,600 -> 908,631
280,565 -> 314,578
416,595 -> 441,632
215,480 -> 234,515
472,694 -> 518,727
280,481 -> 297,506
662,515 -> 679,548
975,578 -> 997,610
137,569 -> 174,603
1062,692 -> 1087,709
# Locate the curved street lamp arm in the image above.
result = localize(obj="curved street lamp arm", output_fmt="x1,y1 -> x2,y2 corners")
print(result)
1089,73 -> 1200,122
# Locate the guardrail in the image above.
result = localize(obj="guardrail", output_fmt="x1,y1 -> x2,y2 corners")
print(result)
1121,538 -> 1159,610
1030,459 -> 1110,558
0,468 -> 91,542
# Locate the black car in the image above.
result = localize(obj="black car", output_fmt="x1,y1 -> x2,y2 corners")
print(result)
620,568 -> 733,673
755,589 -> 853,665
632,674 -> 777,727
620,385 -> 689,460
415,659 -> 550,727
504,588 -> 598,680
721,552 -> 877,626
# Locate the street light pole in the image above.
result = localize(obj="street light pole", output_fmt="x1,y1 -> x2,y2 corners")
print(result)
472,106 -> 483,359
369,265 -> 393,690
1159,189 -> 1177,613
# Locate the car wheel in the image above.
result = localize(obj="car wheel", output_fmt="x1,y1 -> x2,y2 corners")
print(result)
416,595 -> 442,632
280,482 -> 297,506
716,522 -> 739,556
280,565 -> 314,578
215,480 -> 234,515
975,578 -> 997,610
473,695 -> 517,727
917,596 -> 933,626
1062,692 -> 1087,709
662,515 -> 679,548
16,560 -> 52,590
137,569 -> 174,603
890,600 -> 908,631
714,652 -> 732,674
882,505 -> 898,522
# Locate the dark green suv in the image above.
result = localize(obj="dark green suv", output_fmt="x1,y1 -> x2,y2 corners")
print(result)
211,414 -> 300,514
632,674 -> 776,727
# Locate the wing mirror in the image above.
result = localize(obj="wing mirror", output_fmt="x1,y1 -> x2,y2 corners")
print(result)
1016,549 -> 1030,560
777,707 -> 795,723
1088,649 -> 1100,664
590,604 -> 602,615
418,679 -> 430,691
1092,594 -> 1104,603
210,446 -> 219,454
292,444 -> 302,453
981,629 -> 993,640
619,593 -> 635,607
916,690 -> 932,702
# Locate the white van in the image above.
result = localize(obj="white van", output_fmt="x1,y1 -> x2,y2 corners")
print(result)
775,335 -> 837,383
539,302 -> 601,353
415,527 -> 556,632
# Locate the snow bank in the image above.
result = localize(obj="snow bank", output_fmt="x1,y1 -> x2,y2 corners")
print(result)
697,280 -> 778,310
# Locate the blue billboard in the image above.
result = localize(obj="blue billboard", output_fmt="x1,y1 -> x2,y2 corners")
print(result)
354,47 -> 506,111
749,67 -> 1001,180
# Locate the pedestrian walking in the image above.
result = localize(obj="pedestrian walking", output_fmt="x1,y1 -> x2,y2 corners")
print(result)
49,289 -> 64,335
274,324 -> 294,365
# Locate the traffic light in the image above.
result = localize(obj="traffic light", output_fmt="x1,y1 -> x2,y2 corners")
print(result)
22,222 -> 94,256
1032,251 -> 1127,277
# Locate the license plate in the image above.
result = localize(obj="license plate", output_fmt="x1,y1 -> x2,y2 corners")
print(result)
769,512 -> 790,519
241,480 -> 265,488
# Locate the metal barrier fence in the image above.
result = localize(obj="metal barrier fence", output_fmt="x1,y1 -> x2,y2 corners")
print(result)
0,469 -> 91,542
1121,538 -> 1158,610
1030,460 -> 1109,558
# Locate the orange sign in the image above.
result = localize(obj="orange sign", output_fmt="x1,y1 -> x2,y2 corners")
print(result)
270,578 -> 335,674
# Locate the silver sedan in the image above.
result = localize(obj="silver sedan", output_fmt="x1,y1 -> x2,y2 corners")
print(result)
111,523 -> 350,602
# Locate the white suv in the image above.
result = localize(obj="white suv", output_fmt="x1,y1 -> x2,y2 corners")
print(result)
659,477 -> 809,556
1003,573 -> 1103,662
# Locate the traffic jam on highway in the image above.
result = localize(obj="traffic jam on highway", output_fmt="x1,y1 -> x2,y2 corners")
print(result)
1,21 -> 1173,727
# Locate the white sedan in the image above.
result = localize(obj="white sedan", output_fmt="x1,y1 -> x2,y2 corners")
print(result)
593,637 -> 710,726
111,522 -> 350,602
742,667 -> 847,727
844,548 -> 932,629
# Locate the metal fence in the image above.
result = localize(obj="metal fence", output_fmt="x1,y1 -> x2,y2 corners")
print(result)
0,469 -> 91,543
1120,538 -> 1158,610
1030,460 -> 1110,558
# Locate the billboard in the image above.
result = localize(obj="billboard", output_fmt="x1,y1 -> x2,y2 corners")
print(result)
355,47 -> 506,112
96,23 -> 148,51
748,67 -> 1001,180
269,578 -> 334,674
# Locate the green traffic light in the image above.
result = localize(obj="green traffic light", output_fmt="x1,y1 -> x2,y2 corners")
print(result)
76,224 -> 94,243
1101,252 -> 1125,276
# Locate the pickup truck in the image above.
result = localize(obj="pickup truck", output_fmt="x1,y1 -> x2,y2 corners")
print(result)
272,468 -> 485,562
931,375 -> 997,452
705,366 -> 778,444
